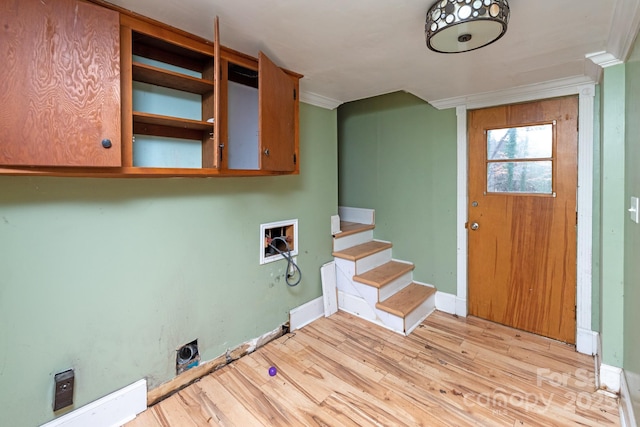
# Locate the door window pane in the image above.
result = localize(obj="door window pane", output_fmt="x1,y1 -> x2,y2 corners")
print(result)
487,161 -> 552,193
487,124 -> 552,160
486,123 -> 554,194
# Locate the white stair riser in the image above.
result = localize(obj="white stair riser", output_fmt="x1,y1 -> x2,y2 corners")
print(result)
404,292 -> 436,335
376,309 -> 405,334
378,271 -> 414,302
338,291 -> 381,325
355,248 -> 392,275
333,229 -> 374,252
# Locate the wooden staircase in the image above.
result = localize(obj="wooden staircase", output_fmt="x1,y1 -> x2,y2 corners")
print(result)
331,210 -> 437,335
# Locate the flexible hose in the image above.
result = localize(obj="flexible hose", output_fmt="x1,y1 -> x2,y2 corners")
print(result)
268,236 -> 302,287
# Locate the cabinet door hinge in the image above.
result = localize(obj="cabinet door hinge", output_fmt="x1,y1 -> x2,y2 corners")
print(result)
293,89 -> 297,100
293,153 -> 297,165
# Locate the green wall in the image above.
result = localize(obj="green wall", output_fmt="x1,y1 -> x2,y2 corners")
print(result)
338,92 -> 458,294
624,35 -> 640,419
600,65 -> 626,368
0,103 -> 338,426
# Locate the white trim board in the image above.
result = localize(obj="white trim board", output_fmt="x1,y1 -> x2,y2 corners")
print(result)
338,206 -> 375,225
620,370 -> 639,427
451,81 -> 597,356
429,75 -> 594,111
600,363 -> 622,393
606,0 -> 640,64
300,90 -> 342,110
435,291 -> 456,315
41,379 -> 146,427
320,261 -> 338,317
434,291 -> 469,318
289,296 -> 324,331
576,84 -> 597,355
455,105 -> 468,318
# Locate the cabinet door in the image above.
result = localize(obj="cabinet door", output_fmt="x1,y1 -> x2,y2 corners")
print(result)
258,52 -> 297,172
0,0 -> 121,167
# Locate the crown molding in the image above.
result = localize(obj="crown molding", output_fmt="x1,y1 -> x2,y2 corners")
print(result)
608,0 -> 640,62
586,51 -> 624,68
428,75 -> 594,110
584,0 -> 640,74
299,91 -> 343,110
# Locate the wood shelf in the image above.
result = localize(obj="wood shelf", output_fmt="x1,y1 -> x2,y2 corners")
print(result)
133,112 -> 212,131
132,62 -> 214,94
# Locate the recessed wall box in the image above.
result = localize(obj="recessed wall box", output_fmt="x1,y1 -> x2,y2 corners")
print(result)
260,219 -> 298,265
53,369 -> 74,411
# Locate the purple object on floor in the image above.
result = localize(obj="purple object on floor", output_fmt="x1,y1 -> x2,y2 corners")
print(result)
268,366 -> 277,376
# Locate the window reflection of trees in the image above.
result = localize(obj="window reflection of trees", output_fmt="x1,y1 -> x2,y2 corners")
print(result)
486,125 -> 553,194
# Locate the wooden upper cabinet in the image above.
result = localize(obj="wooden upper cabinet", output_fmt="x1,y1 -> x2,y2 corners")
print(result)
0,1 -> 301,176
259,52 -> 298,172
0,0 -> 121,167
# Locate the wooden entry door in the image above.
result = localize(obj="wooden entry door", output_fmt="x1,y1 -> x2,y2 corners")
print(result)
467,97 -> 578,344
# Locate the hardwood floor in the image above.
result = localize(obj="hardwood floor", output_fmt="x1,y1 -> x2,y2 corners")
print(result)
127,311 -> 620,426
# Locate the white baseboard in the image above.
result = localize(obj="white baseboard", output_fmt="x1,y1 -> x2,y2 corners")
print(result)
41,379 -> 146,427
600,363 -> 622,393
455,297 -> 468,317
435,291 -> 456,315
576,327 -> 599,356
290,296 -> 324,331
337,206 -> 375,225
620,370 -> 638,427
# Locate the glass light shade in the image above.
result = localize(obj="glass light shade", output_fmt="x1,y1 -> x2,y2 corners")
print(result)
425,0 -> 510,53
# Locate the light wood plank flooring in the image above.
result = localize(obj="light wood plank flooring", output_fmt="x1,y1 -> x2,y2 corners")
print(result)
127,311 -> 619,426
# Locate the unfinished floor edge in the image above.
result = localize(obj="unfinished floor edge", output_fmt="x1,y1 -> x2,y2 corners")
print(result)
146,322 -> 288,406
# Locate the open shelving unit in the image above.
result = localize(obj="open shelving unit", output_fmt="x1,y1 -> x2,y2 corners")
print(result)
120,17 -> 219,171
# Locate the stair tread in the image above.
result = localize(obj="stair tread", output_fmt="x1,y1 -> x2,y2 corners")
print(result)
353,261 -> 414,288
376,283 -> 436,317
332,240 -> 392,261
334,221 -> 375,238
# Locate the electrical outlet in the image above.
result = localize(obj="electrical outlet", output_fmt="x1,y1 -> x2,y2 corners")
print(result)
53,369 -> 74,411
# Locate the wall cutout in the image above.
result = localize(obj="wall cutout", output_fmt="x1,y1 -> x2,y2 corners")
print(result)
176,340 -> 200,375
260,219 -> 298,265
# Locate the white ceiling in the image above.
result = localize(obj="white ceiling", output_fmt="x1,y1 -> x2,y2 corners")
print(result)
105,0 -> 639,108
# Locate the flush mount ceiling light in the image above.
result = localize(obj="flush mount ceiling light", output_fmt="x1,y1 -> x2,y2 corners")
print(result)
425,0 -> 510,53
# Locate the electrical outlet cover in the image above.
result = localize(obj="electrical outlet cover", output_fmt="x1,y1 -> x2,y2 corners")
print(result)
53,369 -> 74,411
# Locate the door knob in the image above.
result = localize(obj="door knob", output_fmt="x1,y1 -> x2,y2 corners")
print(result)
470,222 -> 479,230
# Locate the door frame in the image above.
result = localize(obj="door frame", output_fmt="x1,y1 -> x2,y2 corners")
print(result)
443,79 -> 597,355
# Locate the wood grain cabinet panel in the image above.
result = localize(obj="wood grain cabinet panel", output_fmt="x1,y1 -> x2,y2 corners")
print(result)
0,0 -> 121,167
0,1 -> 300,176
259,52 -> 298,172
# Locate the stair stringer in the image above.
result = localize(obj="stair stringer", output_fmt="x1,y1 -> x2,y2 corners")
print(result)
335,258 -> 386,328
